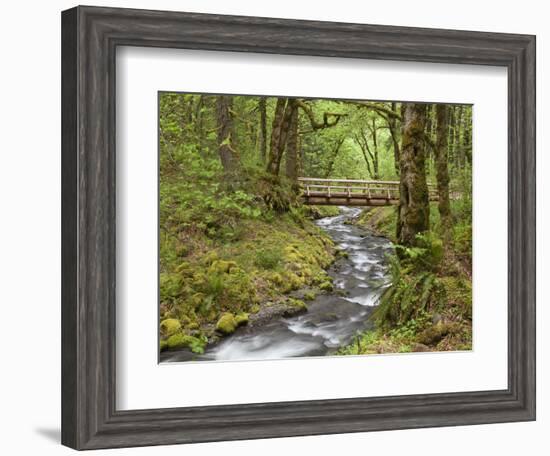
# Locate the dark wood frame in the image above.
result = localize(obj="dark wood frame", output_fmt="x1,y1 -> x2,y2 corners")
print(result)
61,5 -> 536,450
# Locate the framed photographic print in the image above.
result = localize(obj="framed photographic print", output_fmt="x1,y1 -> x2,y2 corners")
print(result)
61,5 -> 536,450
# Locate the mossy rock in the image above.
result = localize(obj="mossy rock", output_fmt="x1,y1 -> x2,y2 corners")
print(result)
336,249 -> 349,259
160,340 -> 169,352
319,281 -> 334,292
281,271 -> 306,293
159,318 -> 181,337
165,333 -> 206,353
417,322 -> 458,346
303,291 -> 316,301
208,260 -> 238,274
216,312 -> 238,335
288,298 -> 307,311
235,312 -> 249,326
268,272 -> 284,286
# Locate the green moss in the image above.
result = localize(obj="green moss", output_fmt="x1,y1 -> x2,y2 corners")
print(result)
268,272 -> 284,286
355,207 -> 397,241
281,271 -> 306,293
159,194 -> 337,347
216,312 -> 238,334
319,281 -> 334,292
417,322 -> 458,345
254,248 -> 283,270
303,291 -> 316,301
175,261 -> 193,275
159,273 -> 184,302
165,333 -> 206,353
160,318 -> 182,337
208,260 -> 238,274
235,312 -> 249,326
250,304 -> 261,314
287,298 -> 307,311
305,205 -> 340,219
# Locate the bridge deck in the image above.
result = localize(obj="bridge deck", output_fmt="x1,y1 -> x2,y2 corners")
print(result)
299,177 -> 438,207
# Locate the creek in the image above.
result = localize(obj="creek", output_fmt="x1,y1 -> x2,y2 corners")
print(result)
161,206 -> 393,362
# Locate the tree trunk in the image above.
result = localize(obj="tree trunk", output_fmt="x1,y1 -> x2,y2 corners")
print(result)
388,102 -> 401,176
267,98 -> 296,175
371,119 -> 380,179
455,105 -> 464,169
285,105 -> 299,182
216,96 -> 239,174
258,97 -> 267,162
448,106 -> 455,170
435,104 -> 452,240
266,98 -> 287,174
463,108 -> 472,165
397,103 -> 430,246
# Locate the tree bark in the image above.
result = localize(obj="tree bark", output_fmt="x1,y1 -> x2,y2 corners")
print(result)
370,118 -> 380,179
258,97 -> 267,162
388,102 -> 401,176
285,105 -> 299,182
397,103 -> 430,246
267,98 -> 297,175
435,104 -> 452,240
216,96 -> 239,174
266,98 -> 288,175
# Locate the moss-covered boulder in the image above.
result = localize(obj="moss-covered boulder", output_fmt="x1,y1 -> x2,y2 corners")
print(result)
216,312 -> 238,334
417,322 -> 458,345
208,260 -> 238,274
165,333 -> 206,353
319,281 -> 334,292
235,312 -> 249,326
160,318 -> 181,337
303,291 -> 316,301
288,298 -> 307,312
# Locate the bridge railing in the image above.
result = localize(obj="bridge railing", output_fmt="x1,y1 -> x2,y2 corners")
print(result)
298,177 -> 438,201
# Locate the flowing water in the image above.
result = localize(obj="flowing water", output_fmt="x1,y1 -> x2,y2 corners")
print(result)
161,206 -> 393,363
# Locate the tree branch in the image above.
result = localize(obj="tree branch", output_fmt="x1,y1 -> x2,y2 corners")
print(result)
295,100 -> 347,130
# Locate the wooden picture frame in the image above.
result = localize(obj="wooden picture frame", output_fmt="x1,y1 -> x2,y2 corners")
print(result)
61,5 -> 536,450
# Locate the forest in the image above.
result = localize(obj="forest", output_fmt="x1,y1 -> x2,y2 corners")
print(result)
158,92 -> 473,361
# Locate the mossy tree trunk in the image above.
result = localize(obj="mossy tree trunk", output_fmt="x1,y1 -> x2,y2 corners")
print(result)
258,96 -> 267,163
267,98 -> 297,175
216,96 -> 239,175
435,104 -> 452,241
397,103 -> 430,246
285,105 -> 299,183
388,101 -> 401,177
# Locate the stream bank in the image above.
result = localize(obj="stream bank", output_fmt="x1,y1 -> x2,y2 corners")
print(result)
161,206 -> 393,362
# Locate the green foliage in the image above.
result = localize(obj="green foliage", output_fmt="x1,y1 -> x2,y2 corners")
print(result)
373,254 -> 439,329
396,232 -> 444,271
254,248 -> 283,270
164,333 -> 207,354
158,92 -> 473,357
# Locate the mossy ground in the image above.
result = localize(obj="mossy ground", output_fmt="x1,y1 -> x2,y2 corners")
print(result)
159,204 -> 336,353
340,200 -> 472,355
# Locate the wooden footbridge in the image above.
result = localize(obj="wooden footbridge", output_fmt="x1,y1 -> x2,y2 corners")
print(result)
299,177 -> 438,207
